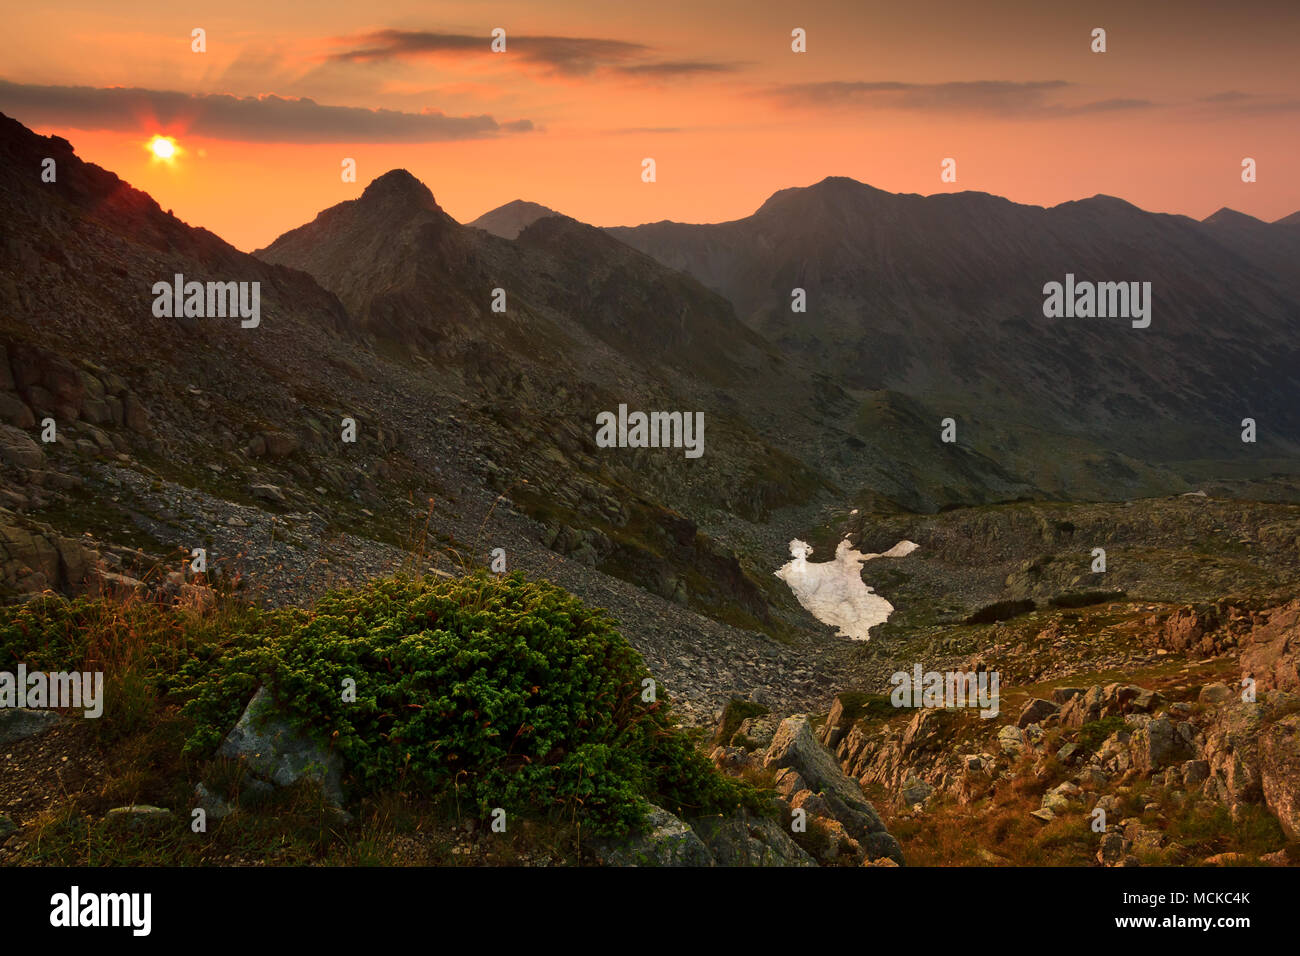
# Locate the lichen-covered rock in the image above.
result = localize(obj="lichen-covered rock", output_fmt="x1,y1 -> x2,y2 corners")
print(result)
218,686 -> 345,805
592,805 -> 713,867
688,811 -> 816,867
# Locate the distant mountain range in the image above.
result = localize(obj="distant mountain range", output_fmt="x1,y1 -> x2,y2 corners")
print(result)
604,178 -> 1300,468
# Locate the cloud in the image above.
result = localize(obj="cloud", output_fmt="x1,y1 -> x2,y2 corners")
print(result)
328,30 -> 738,79
0,79 -> 533,143
1198,90 -> 1300,113
614,61 -> 740,78
760,80 -> 1153,117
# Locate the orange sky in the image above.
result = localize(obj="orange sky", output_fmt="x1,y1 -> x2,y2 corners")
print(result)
2,0 -> 1297,251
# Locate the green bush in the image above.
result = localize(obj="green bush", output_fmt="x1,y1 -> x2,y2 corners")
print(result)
177,572 -> 760,835
1076,714 -> 1129,752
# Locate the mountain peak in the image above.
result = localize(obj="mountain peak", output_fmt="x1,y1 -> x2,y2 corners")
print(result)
360,169 -> 437,207
1203,206 -> 1264,226
469,199 -> 561,238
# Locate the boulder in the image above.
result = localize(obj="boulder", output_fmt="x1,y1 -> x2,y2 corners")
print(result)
218,687 -> 345,805
997,724 -> 1025,756
1130,716 -> 1195,774
249,483 -> 287,504
592,805 -> 713,867
899,777 -> 935,807
688,812 -> 817,867
733,714 -> 780,750
0,708 -> 61,745
1017,697 -> 1059,729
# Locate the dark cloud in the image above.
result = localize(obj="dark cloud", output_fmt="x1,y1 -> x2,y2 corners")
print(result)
1199,90 -> 1300,113
614,61 -> 741,78
1201,90 -> 1254,103
328,30 -> 737,79
761,80 -> 1153,117
330,30 -> 645,75
0,80 -> 533,143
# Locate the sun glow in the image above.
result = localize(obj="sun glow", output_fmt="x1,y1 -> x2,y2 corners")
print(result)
147,135 -> 177,161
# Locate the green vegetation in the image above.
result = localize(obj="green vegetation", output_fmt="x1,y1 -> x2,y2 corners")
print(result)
0,572 -> 763,855
1076,715 -> 1129,752
712,698 -> 768,748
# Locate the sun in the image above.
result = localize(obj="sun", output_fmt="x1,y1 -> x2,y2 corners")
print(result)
147,135 -> 177,162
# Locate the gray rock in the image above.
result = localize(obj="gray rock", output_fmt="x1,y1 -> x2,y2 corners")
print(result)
593,804 -> 714,866
0,708 -> 60,745
764,714 -> 893,848
0,814 -> 16,841
998,724 -> 1025,756
688,812 -> 817,867
249,483 -> 287,504
218,686 -> 344,805
899,777 -> 935,807
1057,741 -> 1088,765
1130,716 -> 1194,774
1042,781 -> 1083,813
194,783 -> 233,821
105,805 -> 174,829
733,714 -> 780,750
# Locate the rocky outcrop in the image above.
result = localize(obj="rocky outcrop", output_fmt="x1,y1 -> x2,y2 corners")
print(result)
1257,714 -> 1300,839
1239,600 -> 1300,694
0,511 -> 100,596
764,714 -> 903,864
